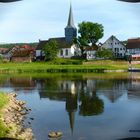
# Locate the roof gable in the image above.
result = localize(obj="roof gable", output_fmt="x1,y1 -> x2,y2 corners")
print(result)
102,35 -> 125,47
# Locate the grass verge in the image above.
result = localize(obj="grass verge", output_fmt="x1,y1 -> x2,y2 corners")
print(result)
0,92 -> 9,137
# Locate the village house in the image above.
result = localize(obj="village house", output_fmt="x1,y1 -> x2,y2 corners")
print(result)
36,4 -> 81,60
101,35 -> 126,58
84,45 -> 99,60
126,38 -> 140,55
10,45 -> 35,62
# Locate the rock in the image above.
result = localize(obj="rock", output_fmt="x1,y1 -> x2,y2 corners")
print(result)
48,131 -> 63,138
30,117 -> 34,120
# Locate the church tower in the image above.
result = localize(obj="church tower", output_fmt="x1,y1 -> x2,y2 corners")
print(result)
65,4 -> 77,43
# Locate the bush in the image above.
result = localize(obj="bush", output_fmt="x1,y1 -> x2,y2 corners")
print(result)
46,58 -> 83,65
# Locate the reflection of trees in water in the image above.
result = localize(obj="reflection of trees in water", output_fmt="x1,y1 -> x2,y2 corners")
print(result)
79,91 -> 104,116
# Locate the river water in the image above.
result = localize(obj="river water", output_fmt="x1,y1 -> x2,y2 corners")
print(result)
0,73 -> 140,140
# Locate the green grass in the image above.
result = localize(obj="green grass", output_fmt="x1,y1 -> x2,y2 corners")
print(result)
0,93 -> 9,109
0,59 -> 138,73
0,92 -> 9,137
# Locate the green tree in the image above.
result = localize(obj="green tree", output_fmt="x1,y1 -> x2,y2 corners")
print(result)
76,21 -> 104,56
43,40 -> 59,61
95,48 -> 114,59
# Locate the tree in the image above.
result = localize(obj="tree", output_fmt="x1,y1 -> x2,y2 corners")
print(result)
95,48 -> 114,59
76,21 -> 104,56
43,40 -> 59,61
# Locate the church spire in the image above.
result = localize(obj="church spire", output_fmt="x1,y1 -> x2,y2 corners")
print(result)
65,3 -> 77,43
67,4 -> 75,28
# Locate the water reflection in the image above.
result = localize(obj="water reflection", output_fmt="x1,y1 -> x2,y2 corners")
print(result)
0,73 -> 140,139
79,91 -> 104,116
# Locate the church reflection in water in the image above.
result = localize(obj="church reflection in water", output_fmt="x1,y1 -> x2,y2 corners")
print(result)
0,73 -> 140,134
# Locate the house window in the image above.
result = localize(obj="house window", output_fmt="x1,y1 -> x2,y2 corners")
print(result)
120,48 -> 122,51
60,50 -> 63,56
65,49 -> 68,56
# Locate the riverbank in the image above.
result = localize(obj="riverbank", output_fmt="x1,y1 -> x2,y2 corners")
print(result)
0,92 -> 33,140
0,60 -> 138,73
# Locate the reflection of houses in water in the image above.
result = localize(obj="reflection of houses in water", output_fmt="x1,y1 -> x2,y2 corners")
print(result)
99,90 -> 125,103
96,79 -> 128,102
0,77 -> 36,92
128,73 -> 140,99
9,77 -> 36,91
58,80 -> 81,95
84,80 -> 96,96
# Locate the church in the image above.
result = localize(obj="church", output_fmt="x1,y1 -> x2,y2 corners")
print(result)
36,4 -> 81,60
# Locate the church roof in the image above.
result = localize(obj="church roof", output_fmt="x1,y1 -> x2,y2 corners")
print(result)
66,4 -> 76,28
36,37 -> 73,50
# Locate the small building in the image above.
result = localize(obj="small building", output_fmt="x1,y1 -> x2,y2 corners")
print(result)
10,45 -> 35,62
126,38 -> 140,56
85,45 -> 98,60
101,35 -> 126,58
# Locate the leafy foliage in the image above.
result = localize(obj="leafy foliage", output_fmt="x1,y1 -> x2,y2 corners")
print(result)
43,40 -> 59,61
95,48 -> 114,59
76,21 -> 104,55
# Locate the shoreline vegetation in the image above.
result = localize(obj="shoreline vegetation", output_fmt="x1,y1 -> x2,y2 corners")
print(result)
0,92 -> 33,140
0,59 -> 139,73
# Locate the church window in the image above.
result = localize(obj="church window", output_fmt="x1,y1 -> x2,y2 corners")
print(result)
65,49 -> 68,56
60,50 -> 63,56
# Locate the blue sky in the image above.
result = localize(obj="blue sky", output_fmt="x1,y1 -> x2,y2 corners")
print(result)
0,0 -> 140,43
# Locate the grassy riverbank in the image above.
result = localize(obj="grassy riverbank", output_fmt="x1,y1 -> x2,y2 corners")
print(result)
0,93 -> 9,137
0,92 -> 33,139
0,60 -> 136,73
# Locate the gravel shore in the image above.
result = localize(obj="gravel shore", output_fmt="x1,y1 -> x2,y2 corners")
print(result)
1,93 -> 34,140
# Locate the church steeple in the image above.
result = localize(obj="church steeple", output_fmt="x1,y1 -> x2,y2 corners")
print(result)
67,4 -> 75,28
65,4 -> 77,43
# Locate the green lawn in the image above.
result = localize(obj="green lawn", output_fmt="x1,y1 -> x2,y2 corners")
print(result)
0,92 -> 9,137
0,59 -> 138,73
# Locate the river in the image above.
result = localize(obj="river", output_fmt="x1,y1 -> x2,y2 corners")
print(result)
0,73 -> 140,140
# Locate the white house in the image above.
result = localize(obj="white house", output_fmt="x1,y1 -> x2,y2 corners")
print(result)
101,35 -> 126,58
126,38 -> 140,56
84,46 -> 98,60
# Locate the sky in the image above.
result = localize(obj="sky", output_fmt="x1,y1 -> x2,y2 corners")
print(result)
0,0 -> 140,43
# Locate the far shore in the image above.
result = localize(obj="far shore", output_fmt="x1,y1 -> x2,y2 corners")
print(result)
0,60 -> 139,73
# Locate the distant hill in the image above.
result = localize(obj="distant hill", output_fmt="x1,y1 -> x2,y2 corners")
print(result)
0,42 -> 38,49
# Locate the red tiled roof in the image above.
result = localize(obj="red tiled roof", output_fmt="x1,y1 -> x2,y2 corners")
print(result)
126,38 -> 140,49
0,48 -> 9,54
